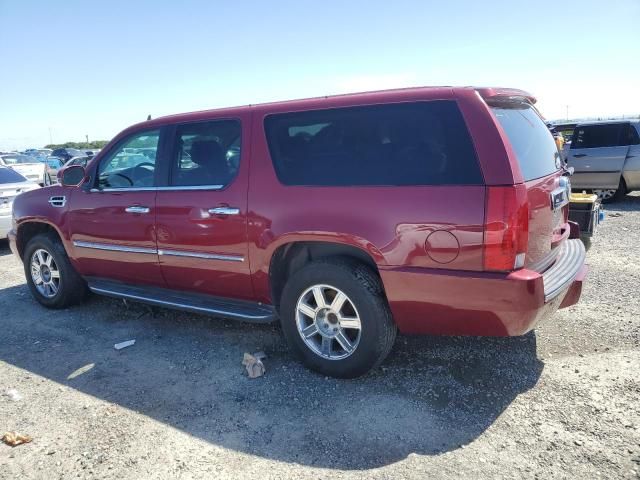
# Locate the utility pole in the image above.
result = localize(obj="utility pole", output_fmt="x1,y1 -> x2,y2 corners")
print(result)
48,127 -> 53,145
85,134 -> 89,146
566,105 -> 569,121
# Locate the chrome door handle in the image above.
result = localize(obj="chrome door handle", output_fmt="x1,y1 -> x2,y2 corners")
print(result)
125,206 -> 150,214
208,206 -> 240,215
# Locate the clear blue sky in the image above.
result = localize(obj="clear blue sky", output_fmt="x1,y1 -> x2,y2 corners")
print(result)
1,0 -> 639,150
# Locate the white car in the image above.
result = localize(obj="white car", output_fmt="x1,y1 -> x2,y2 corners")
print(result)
0,153 -> 47,185
0,166 -> 40,238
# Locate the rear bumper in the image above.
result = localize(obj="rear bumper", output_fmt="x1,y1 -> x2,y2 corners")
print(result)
379,239 -> 587,337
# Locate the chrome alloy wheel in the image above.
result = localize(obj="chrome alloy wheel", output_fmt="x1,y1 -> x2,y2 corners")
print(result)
30,248 -> 60,298
295,284 -> 362,360
593,189 -> 616,201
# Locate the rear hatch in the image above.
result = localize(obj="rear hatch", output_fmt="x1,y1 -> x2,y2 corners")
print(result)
489,101 -> 568,271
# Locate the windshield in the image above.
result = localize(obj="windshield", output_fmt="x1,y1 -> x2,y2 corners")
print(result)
491,102 -> 562,181
0,167 -> 28,184
1,154 -> 38,165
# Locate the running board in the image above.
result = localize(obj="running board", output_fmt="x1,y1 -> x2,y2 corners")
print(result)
87,278 -> 276,323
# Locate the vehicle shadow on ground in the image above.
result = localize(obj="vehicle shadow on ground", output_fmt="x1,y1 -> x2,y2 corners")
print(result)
0,239 -> 12,256
0,283 -> 543,469
603,192 -> 640,212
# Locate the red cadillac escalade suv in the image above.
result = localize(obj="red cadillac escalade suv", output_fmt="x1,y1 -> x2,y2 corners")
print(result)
8,87 -> 586,378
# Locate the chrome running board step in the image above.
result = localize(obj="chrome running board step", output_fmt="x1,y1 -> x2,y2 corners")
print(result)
87,278 -> 276,323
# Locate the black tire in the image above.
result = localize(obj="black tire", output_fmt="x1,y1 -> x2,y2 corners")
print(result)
280,258 -> 396,378
23,233 -> 88,309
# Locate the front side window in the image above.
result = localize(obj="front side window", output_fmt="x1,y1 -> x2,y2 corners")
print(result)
571,124 -> 624,149
264,101 -> 482,186
97,130 -> 160,189
170,120 -> 241,187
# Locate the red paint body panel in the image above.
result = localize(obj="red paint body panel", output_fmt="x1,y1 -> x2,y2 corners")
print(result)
67,188 -> 164,286
8,86 -> 587,338
380,265 -> 568,336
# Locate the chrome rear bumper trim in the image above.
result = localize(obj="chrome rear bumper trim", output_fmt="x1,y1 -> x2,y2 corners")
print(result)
543,239 -> 586,302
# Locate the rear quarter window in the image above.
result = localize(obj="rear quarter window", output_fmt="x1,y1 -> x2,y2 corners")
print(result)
264,101 -> 482,186
491,103 -> 562,182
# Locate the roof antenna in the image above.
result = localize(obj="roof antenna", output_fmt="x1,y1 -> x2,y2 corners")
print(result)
147,114 -> 152,121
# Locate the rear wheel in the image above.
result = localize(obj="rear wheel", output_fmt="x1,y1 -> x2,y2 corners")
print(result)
23,233 -> 87,309
280,258 -> 396,378
594,178 -> 627,203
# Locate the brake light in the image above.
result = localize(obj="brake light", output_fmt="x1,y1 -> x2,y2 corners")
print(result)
483,185 -> 529,271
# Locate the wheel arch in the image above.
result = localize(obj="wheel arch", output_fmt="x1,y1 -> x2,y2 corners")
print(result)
268,239 -> 384,312
16,220 -> 66,260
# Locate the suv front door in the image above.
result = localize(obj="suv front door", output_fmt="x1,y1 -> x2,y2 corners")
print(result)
568,123 -> 628,189
154,116 -> 253,300
67,128 -> 165,286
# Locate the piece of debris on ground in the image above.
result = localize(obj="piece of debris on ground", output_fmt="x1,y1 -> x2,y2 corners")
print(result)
242,352 -> 266,378
114,340 -> 136,350
2,432 -> 33,447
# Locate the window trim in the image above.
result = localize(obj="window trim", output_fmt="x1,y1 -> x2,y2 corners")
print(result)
263,100 -> 484,188
162,117 -> 243,191
92,127 -> 164,191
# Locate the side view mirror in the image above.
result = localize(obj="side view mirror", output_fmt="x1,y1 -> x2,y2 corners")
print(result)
60,165 -> 86,186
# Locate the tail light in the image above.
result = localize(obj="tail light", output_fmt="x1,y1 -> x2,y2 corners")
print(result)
483,185 -> 529,271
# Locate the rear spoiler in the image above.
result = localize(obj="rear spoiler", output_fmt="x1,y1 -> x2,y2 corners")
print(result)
475,87 -> 537,105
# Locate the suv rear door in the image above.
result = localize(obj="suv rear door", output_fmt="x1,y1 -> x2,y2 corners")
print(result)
567,123 -> 628,189
154,115 -> 253,301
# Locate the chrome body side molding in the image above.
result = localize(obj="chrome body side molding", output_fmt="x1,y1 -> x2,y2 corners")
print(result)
72,240 -> 244,262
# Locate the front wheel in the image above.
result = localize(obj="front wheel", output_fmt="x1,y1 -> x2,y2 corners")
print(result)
280,259 -> 396,378
23,233 -> 87,309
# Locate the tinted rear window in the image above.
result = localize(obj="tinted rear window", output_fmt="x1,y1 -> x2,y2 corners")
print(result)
264,101 -> 482,186
492,103 -> 561,181
0,167 -> 27,184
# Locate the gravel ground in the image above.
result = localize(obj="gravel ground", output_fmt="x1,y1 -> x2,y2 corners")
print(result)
0,195 -> 639,479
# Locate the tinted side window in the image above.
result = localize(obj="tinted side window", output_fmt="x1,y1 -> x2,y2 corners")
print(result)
264,101 -> 482,186
571,124 -> 623,149
170,120 -> 241,187
98,130 -> 160,188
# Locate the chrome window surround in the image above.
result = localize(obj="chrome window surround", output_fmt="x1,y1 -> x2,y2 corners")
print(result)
72,240 -> 244,262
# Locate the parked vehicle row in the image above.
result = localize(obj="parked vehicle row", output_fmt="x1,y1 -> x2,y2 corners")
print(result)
0,166 -> 40,239
0,153 -> 47,185
8,86 -> 587,378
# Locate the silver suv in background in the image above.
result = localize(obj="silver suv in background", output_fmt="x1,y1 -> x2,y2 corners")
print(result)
564,120 -> 640,202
